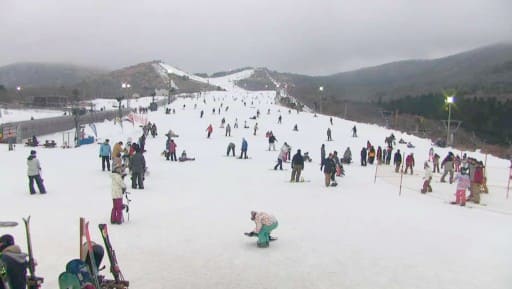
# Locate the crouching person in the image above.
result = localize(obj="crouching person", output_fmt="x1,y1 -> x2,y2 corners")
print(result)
245,211 -> 278,248
111,166 -> 126,224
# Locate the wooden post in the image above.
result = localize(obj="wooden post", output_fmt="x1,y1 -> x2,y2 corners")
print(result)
374,162 -> 379,184
79,217 -> 85,259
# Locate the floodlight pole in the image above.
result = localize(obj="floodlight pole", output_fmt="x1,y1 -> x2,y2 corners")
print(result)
446,96 -> 454,146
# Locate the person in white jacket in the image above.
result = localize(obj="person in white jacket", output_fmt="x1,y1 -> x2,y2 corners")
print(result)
421,162 -> 433,193
111,166 -> 126,224
27,150 -> 46,194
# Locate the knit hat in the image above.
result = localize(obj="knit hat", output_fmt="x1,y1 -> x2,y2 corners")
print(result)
30,150 -> 37,155
0,234 -> 14,251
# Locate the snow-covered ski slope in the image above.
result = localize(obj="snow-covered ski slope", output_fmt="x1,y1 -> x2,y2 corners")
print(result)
1,72 -> 512,289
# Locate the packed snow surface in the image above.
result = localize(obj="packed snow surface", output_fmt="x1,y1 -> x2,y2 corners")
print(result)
1,79 -> 511,289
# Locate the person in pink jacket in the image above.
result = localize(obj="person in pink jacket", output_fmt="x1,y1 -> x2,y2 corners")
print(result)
245,211 -> 278,248
451,167 -> 471,206
168,139 -> 177,161
206,124 -> 213,138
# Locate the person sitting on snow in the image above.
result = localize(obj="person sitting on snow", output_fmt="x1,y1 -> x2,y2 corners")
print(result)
178,150 -> 195,162
245,211 -> 278,248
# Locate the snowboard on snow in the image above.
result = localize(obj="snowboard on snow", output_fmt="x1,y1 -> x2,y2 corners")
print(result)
0,221 -> 18,227
244,232 -> 278,241
65,259 -> 95,288
58,272 -> 81,289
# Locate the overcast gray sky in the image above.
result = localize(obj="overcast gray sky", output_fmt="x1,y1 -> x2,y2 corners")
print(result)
1,0 -> 511,75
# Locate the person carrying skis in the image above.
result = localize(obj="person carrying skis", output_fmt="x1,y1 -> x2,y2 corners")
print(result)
323,153 -> 336,187
240,138 -> 248,159
99,139 -> 112,171
129,147 -> 146,189
227,142 -> 236,157
0,234 -> 28,289
206,124 -> 213,138
421,162 -> 433,194
245,211 -> 278,248
404,153 -> 415,175
450,167 -> 471,206
27,150 -> 46,195
290,149 -> 304,182
393,149 -> 402,173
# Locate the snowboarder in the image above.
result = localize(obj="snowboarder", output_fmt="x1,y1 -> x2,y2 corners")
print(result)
327,128 -> 332,141
99,139 -> 112,171
245,211 -> 278,248
27,150 -> 46,194
404,153 -> 415,175
178,150 -> 195,162
206,124 -> 213,138
0,234 -> 28,289
240,138 -> 248,159
227,142 -> 236,157
342,147 -> 352,164
393,149 -> 402,173
110,165 -> 126,224
421,162 -> 433,194
225,123 -> 231,137
450,167 -> 470,206
440,152 -> 455,183
129,147 -> 146,189
360,147 -> 367,166
290,149 -> 304,182
268,132 -> 277,151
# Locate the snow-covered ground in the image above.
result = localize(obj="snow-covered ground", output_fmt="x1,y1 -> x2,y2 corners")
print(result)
0,108 -> 64,123
1,73 -> 512,289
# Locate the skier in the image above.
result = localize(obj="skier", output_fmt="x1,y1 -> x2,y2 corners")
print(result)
440,152 -> 455,183
206,124 -> 213,138
404,153 -> 415,175
0,234 -> 28,289
323,153 -> 336,187
110,164 -> 126,225
227,142 -> 236,157
129,147 -> 146,189
450,167 -> 470,206
352,125 -> 357,137
394,149 -> 402,173
290,149 -> 304,182
240,138 -> 248,159
360,147 -> 367,166
326,128 -> 332,141
168,139 -> 177,161
99,139 -> 112,171
27,150 -> 46,194
225,123 -> 231,137
421,162 -> 433,194
268,132 -> 277,151
245,211 -> 278,248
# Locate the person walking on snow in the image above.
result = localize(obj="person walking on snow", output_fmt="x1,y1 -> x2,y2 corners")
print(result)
253,123 -> 258,136
27,150 -> 46,194
360,147 -> 367,166
290,149 -> 304,182
268,132 -> 277,151
323,153 -> 336,187
110,165 -> 126,224
206,124 -> 213,138
245,211 -> 278,248
130,147 -> 146,189
352,125 -> 357,137
450,167 -> 471,206
274,144 -> 288,170
327,128 -> 332,141
393,149 -> 402,173
240,138 -> 248,159
99,139 -> 112,171
404,153 -> 415,175
440,152 -> 455,183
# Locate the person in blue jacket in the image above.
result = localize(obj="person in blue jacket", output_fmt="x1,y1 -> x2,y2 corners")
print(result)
240,138 -> 248,159
99,139 -> 112,171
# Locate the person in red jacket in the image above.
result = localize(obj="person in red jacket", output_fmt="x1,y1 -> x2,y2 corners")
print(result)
404,153 -> 415,175
168,139 -> 177,161
206,124 -> 213,138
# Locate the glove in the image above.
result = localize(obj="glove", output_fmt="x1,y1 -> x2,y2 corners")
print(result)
244,232 -> 257,237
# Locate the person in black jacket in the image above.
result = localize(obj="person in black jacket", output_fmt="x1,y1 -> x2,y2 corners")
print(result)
394,149 -> 402,173
0,234 -> 28,289
130,147 -> 146,189
323,153 -> 336,187
290,149 -> 304,182
360,147 -> 367,166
